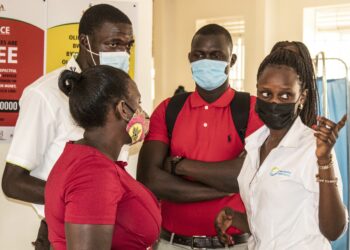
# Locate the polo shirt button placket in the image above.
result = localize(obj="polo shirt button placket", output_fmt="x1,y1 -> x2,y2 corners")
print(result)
203,106 -> 209,128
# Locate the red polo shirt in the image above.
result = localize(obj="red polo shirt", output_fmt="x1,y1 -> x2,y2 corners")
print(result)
45,142 -> 161,250
145,87 -> 263,236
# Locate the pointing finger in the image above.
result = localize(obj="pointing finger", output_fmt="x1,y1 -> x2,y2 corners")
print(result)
336,115 -> 347,131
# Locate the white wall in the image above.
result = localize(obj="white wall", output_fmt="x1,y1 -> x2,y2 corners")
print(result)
153,0 -> 263,104
153,0 -> 350,105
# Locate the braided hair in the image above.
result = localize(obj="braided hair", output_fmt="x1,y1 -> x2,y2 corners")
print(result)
257,45 -> 318,127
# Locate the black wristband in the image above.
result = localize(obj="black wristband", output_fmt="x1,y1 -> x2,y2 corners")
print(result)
170,156 -> 184,175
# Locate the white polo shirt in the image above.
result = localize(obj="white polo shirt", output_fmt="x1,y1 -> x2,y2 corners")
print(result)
6,58 -> 84,217
238,117 -> 346,250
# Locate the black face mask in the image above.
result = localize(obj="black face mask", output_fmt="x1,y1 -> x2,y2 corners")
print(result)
255,98 -> 298,130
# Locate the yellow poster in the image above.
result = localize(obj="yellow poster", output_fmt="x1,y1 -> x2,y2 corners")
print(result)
46,23 -> 79,73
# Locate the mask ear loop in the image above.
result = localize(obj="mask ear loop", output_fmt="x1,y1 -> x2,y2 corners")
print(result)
124,101 -> 136,113
123,101 -> 136,122
86,36 -> 98,66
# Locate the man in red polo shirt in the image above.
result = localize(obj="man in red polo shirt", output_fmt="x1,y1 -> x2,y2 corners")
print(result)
137,24 -> 263,249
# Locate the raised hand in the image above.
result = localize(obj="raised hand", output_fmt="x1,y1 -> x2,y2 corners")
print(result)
314,115 -> 347,163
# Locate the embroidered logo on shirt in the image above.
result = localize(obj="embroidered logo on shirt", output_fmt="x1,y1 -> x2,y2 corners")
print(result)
270,167 -> 291,177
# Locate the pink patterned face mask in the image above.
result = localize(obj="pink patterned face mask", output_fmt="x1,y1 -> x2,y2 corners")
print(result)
125,103 -> 150,144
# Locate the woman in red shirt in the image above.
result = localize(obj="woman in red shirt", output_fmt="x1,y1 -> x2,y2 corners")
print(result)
45,65 -> 161,250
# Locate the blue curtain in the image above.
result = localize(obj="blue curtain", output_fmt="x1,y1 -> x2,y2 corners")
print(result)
317,78 -> 349,250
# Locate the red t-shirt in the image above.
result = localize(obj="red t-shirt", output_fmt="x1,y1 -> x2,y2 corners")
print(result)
45,142 -> 161,250
144,88 -> 263,236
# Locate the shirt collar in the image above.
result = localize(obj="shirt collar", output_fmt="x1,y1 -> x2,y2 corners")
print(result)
245,125 -> 269,151
115,161 -> 128,170
279,116 -> 305,148
190,87 -> 235,108
245,116 -> 306,151
66,57 -> 82,73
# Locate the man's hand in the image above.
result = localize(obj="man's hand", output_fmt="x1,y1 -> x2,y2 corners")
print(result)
137,141 -> 230,202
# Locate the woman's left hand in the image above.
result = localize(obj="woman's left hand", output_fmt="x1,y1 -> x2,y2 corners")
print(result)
215,207 -> 235,246
314,115 -> 347,163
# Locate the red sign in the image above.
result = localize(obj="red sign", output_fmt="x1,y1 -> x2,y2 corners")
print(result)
0,18 -> 44,126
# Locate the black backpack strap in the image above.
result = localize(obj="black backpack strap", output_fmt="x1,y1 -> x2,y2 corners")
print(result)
230,91 -> 250,144
165,92 -> 192,138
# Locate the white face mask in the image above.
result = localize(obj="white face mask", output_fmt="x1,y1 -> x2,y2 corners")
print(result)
85,36 -> 130,73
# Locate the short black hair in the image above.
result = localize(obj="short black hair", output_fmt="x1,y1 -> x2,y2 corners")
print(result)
257,48 -> 318,127
79,4 -> 131,36
59,65 -> 131,129
192,24 -> 233,51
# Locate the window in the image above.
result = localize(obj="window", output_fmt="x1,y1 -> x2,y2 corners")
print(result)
304,4 -> 350,79
196,16 -> 245,90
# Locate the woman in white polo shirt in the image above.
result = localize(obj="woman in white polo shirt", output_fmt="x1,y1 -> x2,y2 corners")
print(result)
215,45 -> 348,249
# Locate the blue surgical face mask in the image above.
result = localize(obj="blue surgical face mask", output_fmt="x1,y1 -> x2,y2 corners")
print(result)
99,51 -> 130,73
85,36 -> 130,73
191,59 -> 228,91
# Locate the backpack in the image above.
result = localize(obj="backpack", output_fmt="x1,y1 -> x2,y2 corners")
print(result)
165,91 -> 250,144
